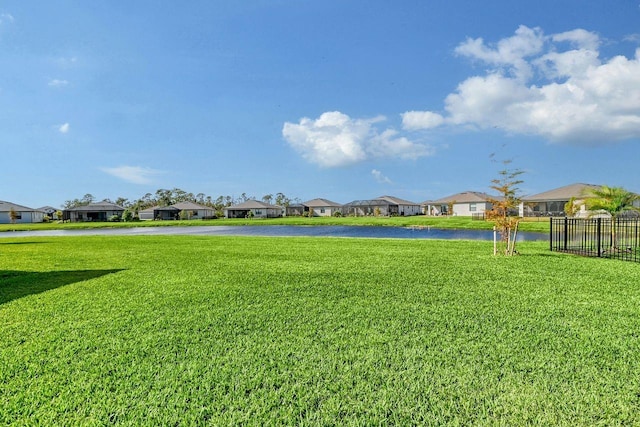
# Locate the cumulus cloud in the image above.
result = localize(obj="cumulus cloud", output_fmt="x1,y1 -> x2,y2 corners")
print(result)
58,123 -> 70,133
48,79 -> 69,87
371,169 -> 392,184
404,26 -> 640,144
283,111 -> 433,167
101,166 -> 163,185
402,111 -> 445,130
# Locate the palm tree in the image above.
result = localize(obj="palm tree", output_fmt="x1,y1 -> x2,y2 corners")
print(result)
584,186 -> 640,249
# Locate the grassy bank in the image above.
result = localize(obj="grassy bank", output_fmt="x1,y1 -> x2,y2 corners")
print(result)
0,214 -> 551,233
1,235 -> 639,424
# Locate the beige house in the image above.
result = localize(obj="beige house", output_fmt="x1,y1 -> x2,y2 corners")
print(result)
301,198 -> 343,217
423,191 -> 497,216
172,202 -> 215,219
376,196 -> 422,216
519,183 -> 601,218
224,200 -> 283,218
342,195 -> 421,216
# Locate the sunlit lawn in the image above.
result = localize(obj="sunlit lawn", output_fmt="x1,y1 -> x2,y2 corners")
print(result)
1,235 -> 639,424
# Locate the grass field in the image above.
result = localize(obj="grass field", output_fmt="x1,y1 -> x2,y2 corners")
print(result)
0,214 -> 551,233
2,235 -> 639,424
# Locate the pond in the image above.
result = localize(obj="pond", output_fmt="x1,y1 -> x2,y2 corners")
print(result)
0,225 -> 548,241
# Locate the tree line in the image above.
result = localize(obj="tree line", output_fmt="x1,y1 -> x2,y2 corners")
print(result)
63,189 -> 301,215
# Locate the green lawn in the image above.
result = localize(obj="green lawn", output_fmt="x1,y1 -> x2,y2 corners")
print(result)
0,214 -> 551,233
1,236 -> 639,424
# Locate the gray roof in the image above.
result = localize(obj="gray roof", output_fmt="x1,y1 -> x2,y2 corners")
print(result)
64,202 -> 125,212
172,201 -> 212,211
302,198 -> 342,208
425,191 -> 497,204
225,200 -> 282,210
0,200 -> 37,212
522,183 -> 602,202
376,195 -> 419,205
343,199 -> 391,207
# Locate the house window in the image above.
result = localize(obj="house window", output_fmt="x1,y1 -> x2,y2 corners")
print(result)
192,211 -> 198,217
255,210 -> 262,215
320,208 -> 325,213
469,203 -> 477,212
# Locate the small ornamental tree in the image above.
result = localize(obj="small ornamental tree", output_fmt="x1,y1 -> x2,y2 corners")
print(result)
486,160 -> 524,256
9,207 -> 18,224
584,186 -> 640,250
447,200 -> 455,216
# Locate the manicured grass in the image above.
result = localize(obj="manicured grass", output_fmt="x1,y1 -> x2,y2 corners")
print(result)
2,236 -> 639,424
0,214 -> 551,233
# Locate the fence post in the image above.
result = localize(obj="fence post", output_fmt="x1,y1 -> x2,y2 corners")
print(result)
549,217 -> 553,251
563,217 -> 568,251
597,217 -> 602,258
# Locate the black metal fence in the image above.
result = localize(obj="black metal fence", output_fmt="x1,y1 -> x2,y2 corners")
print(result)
550,217 -> 640,263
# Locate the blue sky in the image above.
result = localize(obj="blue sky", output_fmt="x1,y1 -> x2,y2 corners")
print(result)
2,1 -> 639,208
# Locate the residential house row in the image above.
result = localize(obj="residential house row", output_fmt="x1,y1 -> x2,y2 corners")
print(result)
1,183 -> 636,224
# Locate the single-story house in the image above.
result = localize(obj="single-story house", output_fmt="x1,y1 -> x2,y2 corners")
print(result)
172,202 -> 215,219
38,206 -> 58,218
139,202 -> 215,220
342,196 -> 420,216
224,200 -> 283,218
0,200 -> 45,224
519,183 -> 602,218
342,199 -> 394,216
301,198 -> 343,217
63,202 -> 125,222
376,195 -> 421,216
285,204 -> 305,216
138,205 -> 180,221
422,191 -> 497,216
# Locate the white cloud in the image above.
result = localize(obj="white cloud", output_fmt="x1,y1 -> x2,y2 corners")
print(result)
455,25 -> 545,80
402,111 -> 444,130
101,166 -> 162,185
552,29 -> 600,50
623,33 -> 640,43
371,169 -> 392,184
58,123 -> 70,133
48,79 -> 69,87
409,26 -> 640,144
283,111 -> 433,168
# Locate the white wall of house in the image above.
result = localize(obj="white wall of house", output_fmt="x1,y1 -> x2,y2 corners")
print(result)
310,206 -> 338,217
250,208 -> 282,218
453,202 -> 491,216
0,210 -> 44,224
398,204 -> 421,216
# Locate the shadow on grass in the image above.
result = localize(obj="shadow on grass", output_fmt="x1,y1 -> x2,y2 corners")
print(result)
0,269 -> 123,305
0,241 -> 49,245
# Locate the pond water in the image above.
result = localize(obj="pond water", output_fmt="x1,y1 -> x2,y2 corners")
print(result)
0,225 -> 547,241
